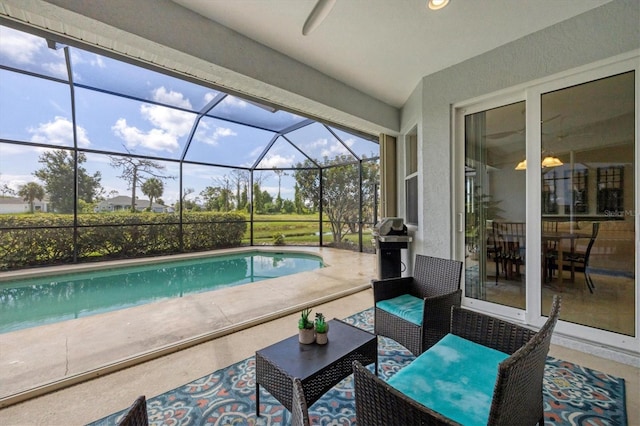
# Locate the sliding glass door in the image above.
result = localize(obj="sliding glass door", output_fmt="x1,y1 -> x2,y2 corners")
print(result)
458,56 -> 637,350
539,71 -> 636,336
464,101 -> 527,310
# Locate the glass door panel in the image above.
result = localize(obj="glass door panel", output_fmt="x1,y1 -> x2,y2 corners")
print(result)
465,101 -> 526,309
540,71 -> 636,336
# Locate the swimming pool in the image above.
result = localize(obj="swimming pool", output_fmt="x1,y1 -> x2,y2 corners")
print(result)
0,251 -> 323,334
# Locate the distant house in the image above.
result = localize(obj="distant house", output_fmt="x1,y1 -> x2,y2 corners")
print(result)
0,196 -> 50,213
94,195 -> 174,213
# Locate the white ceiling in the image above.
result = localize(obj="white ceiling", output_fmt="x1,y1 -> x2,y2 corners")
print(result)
171,0 -> 612,108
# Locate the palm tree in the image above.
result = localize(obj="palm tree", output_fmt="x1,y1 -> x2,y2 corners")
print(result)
141,178 -> 164,211
18,182 -> 45,213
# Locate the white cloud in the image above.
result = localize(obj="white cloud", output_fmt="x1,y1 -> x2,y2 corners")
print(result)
321,141 -> 349,157
84,152 -> 113,165
0,28 -> 67,78
110,88 -> 198,152
0,173 -> 39,193
28,116 -> 91,148
220,96 -> 248,109
194,125 -> 237,146
152,87 -> 192,110
90,55 -> 106,69
182,164 -> 212,177
298,137 -> 353,159
42,61 -> 68,79
260,154 -> 294,168
262,185 -> 280,197
67,51 -> 105,83
249,146 -> 266,157
214,127 -> 236,139
341,137 -> 356,148
0,143 -> 31,156
303,137 -> 351,158
203,92 -> 219,104
112,118 -> 179,152
140,103 -> 194,138
0,27 -> 41,65
310,138 -> 328,148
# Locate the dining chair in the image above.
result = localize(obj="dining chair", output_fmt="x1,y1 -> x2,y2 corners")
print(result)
117,395 -> 148,426
542,220 -> 558,282
548,222 -> 599,293
493,222 -> 526,283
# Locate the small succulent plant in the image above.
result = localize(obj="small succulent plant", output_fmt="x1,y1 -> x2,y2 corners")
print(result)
314,312 -> 327,334
298,308 -> 314,330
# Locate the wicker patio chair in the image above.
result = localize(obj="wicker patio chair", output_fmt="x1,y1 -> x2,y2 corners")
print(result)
291,378 -> 311,426
354,295 -> 562,426
117,395 -> 149,426
373,255 -> 463,356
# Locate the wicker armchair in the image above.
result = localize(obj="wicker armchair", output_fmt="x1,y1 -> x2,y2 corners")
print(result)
117,395 -> 149,426
354,295 -> 562,426
373,255 -> 463,356
291,378 -> 311,426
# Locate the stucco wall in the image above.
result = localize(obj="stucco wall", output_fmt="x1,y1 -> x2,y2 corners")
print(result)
405,0 -> 640,259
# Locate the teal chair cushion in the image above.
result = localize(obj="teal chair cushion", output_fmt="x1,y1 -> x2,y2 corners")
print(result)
376,294 -> 423,326
387,333 -> 509,426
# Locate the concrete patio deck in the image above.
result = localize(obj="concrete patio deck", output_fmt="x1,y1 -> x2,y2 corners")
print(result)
0,248 -> 637,425
0,247 -> 376,405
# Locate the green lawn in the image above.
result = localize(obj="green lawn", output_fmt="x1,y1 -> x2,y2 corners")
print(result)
249,214 -> 319,241
242,213 -> 374,246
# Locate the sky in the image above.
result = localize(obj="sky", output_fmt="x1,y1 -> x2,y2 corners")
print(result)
0,25 -> 379,206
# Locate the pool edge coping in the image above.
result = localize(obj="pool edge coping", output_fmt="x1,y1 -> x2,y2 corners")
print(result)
0,246 -> 327,283
0,282 -> 371,409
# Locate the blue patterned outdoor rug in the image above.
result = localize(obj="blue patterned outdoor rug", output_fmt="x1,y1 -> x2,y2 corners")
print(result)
90,308 -> 627,425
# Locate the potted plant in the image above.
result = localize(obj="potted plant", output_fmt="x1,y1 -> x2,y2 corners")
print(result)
298,308 -> 315,344
314,312 -> 328,345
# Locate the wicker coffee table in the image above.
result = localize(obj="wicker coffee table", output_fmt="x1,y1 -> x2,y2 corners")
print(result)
255,318 -> 377,416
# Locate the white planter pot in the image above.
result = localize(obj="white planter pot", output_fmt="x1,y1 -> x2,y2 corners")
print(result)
299,328 -> 315,344
315,332 -> 328,345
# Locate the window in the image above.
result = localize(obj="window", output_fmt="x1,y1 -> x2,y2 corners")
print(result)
405,128 -> 418,225
543,167 -> 589,215
565,169 -> 588,214
597,166 -> 624,214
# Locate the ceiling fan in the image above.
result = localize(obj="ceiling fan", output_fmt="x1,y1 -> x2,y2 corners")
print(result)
486,114 -> 562,140
301,0 -> 450,36
302,0 -> 337,36
544,129 -> 593,145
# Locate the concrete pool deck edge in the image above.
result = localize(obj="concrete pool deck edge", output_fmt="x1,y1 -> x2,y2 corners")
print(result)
0,246 -> 328,282
0,247 -> 378,408
1,284 -> 370,408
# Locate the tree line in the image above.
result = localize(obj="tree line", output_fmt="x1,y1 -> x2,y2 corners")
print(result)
6,149 -> 379,244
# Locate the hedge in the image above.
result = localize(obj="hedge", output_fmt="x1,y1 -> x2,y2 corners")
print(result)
0,212 -> 247,271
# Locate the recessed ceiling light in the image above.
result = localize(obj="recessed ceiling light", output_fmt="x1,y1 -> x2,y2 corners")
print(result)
427,0 -> 450,10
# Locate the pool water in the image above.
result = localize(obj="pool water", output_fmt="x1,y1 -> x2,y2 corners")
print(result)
0,251 -> 323,334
